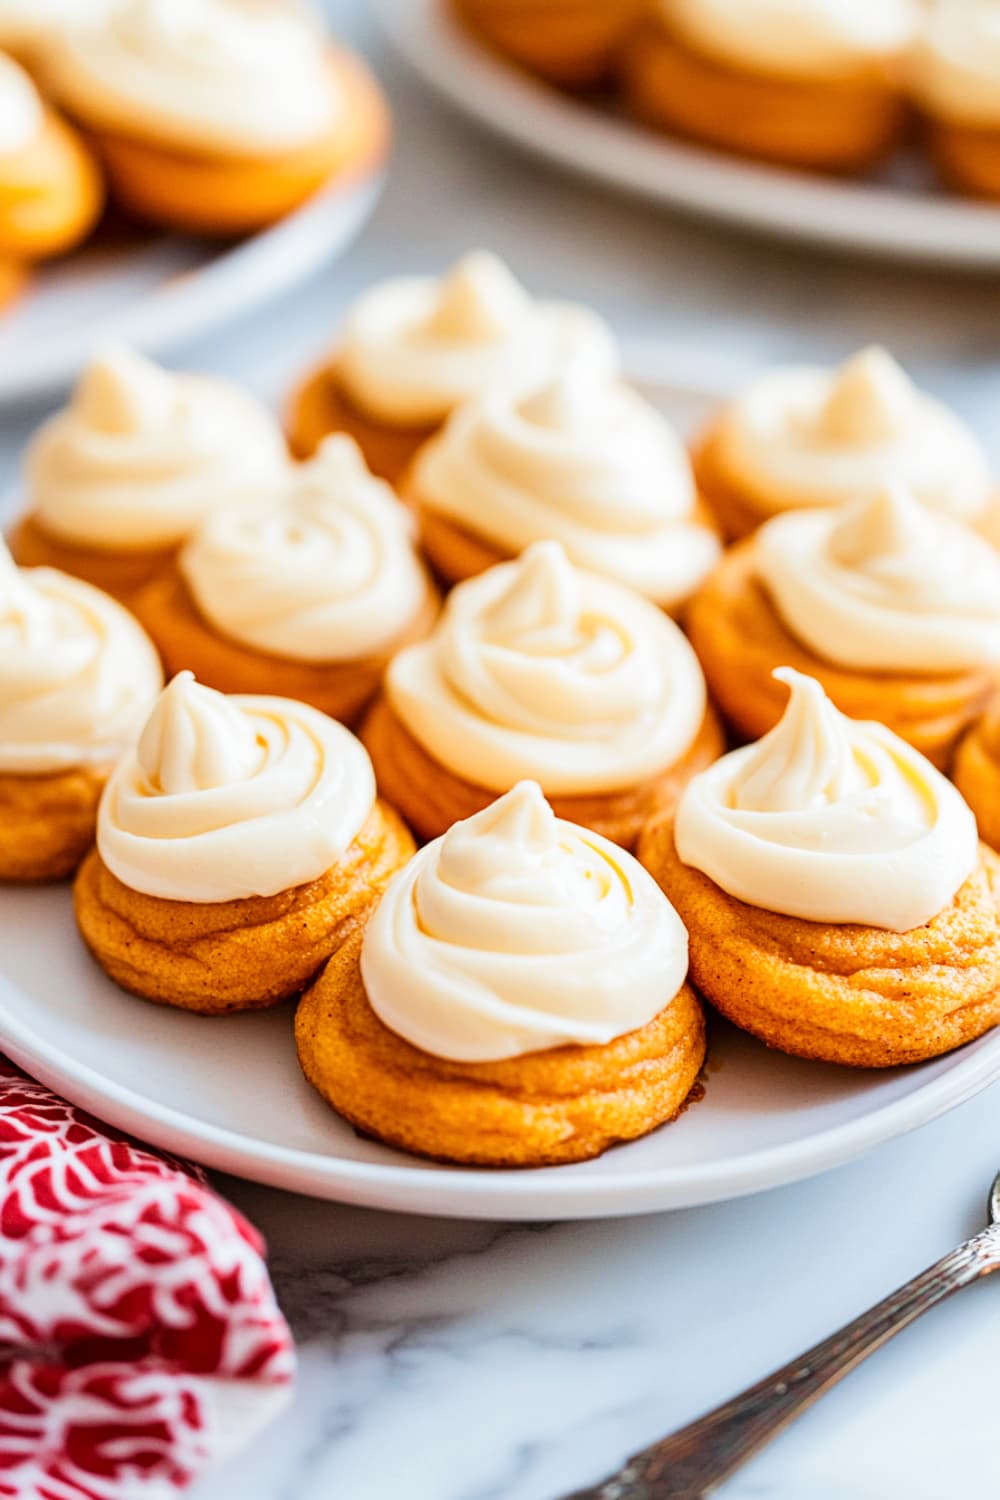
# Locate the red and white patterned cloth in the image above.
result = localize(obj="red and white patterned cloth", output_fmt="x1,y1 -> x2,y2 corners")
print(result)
0,1059 -> 294,1499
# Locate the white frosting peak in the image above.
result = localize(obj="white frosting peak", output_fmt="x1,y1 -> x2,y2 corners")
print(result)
361,782 -> 690,1062
337,251 -> 619,427
715,348 -> 991,522
180,435 -> 432,662
675,670 -> 978,932
656,0 -> 916,79
0,540 -> 162,774
0,51 -> 42,156
386,542 -> 707,796
756,486 -> 1000,672
27,347 -> 288,552
819,347 -> 916,445
99,678 -> 377,903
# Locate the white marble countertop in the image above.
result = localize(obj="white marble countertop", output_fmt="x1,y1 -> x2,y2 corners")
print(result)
2,3 -> 1000,1496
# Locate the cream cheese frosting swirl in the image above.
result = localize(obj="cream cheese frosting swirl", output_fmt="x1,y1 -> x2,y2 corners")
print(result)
26,346 -> 289,552
714,347 -> 991,523
45,0 -> 340,156
756,485 -> 1000,673
337,251 -> 619,427
386,541 -> 707,796
180,436 -> 433,662
415,364 -> 719,607
0,53 -> 43,156
361,781 -> 690,1062
98,672 -> 376,902
656,0 -> 916,79
911,1 -> 1000,129
674,668 -> 978,932
0,0 -> 110,55
0,541 -> 162,774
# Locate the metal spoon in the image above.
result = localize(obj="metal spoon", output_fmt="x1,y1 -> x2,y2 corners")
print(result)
564,1172 -> 1000,1500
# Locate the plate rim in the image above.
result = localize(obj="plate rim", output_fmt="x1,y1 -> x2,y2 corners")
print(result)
374,0 -> 1000,268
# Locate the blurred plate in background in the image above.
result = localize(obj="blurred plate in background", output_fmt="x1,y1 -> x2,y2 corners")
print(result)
377,0 -> 1000,270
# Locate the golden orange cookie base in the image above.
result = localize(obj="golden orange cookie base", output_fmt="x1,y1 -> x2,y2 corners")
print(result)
451,0 -> 643,88
639,819 -> 1000,1068
8,513 -> 176,604
361,693 -> 725,850
296,926 -> 706,1167
130,563 -> 438,729
415,485 -> 722,611
0,108 -> 104,262
692,419 -> 799,544
925,118 -> 1000,201
0,763 -> 107,883
287,360 -> 438,483
620,17 -> 906,173
73,799 -> 415,1015
80,49 -> 390,235
686,539 -> 999,770
954,715 -> 1000,855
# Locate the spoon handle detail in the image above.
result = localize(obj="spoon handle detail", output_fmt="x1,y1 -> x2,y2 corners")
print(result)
566,1225 -> 1000,1500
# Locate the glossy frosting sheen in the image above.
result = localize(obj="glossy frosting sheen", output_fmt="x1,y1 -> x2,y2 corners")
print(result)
386,541 -> 707,795
416,364 -> 719,607
181,436 -> 432,662
0,541 -> 162,774
912,1 -> 1000,128
46,0 -> 339,155
0,52 -> 42,156
361,781 -> 690,1062
98,672 -> 376,902
27,347 -> 289,552
657,0 -> 916,77
337,251 -> 618,426
756,486 -> 1000,672
714,347 -> 991,522
675,669 -> 978,932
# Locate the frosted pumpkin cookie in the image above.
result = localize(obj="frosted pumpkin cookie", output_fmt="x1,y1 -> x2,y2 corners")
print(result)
911,0 -> 1000,200
132,436 -> 438,727
0,538 -> 161,883
297,781 -> 706,1166
361,540 -> 723,849
621,0 -> 915,171
412,362 -> 721,610
687,485 -> 1000,767
0,51 -> 103,264
693,346 -> 992,542
9,346 -> 288,601
286,250 -> 617,480
639,669 -> 1000,1068
451,0 -> 645,87
74,672 -> 414,1014
44,0 -> 388,234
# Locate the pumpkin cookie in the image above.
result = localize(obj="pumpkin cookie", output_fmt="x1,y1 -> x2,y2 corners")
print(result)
451,0 -> 644,87
911,1 -> 1000,200
362,541 -> 723,849
954,710 -> 1000,855
132,436 -> 437,727
687,486 -> 1000,767
74,672 -> 414,1013
297,782 -> 706,1166
640,669 -> 1000,1067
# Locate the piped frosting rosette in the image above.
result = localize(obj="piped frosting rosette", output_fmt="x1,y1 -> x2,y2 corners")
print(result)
180,436 -> 433,662
415,362 -> 719,607
712,346 -> 991,522
755,484 -> 1000,672
385,541 -> 707,795
337,250 -> 619,427
655,0 -> 917,79
675,668 -> 978,932
361,780 -> 690,1062
26,346 -> 289,552
45,0 -> 340,155
0,540 -> 162,774
98,672 -> 376,902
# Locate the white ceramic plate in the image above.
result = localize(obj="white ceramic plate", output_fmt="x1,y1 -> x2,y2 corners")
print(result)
374,0 -> 1000,269
0,174 -> 383,408
1,363 -> 998,1222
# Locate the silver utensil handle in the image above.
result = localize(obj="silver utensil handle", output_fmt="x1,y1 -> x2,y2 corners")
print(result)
569,1225 -> 1000,1500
